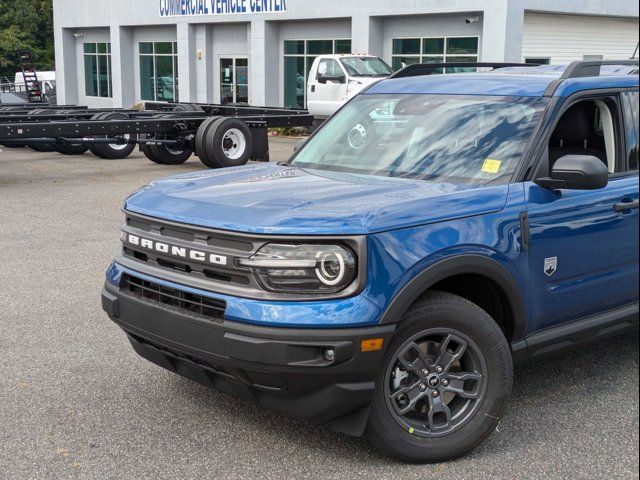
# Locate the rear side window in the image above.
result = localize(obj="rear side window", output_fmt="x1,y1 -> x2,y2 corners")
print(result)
622,91 -> 639,171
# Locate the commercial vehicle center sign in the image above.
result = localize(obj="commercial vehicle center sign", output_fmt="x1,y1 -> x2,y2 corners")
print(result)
159,0 -> 287,17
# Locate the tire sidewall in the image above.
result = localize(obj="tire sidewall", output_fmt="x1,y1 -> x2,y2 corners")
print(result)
367,293 -> 513,463
201,118 -> 253,168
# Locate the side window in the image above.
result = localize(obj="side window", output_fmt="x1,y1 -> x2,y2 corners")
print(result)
317,59 -> 342,80
548,98 -> 622,175
622,91 -> 639,171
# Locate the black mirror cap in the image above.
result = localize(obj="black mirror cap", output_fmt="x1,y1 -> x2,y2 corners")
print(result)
535,154 -> 609,190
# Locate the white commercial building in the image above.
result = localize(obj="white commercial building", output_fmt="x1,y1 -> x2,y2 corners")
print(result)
52,0 -> 639,108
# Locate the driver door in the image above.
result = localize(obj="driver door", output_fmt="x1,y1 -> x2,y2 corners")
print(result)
525,93 -> 639,332
307,59 -> 347,117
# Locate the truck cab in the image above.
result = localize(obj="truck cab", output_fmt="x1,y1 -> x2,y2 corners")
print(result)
306,54 -> 392,119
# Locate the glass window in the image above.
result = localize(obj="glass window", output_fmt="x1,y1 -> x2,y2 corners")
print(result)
392,37 -> 479,73
139,42 -> 153,54
83,42 -> 112,98
423,38 -> 445,55
335,39 -> 352,54
307,40 -> 333,55
283,38 -> 351,108
284,56 -> 305,109
292,94 -> 547,186
284,40 -> 304,55
340,57 -> 393,77
393,38 -> 421,55
155,42 -> 173,54
446,37 -> 478,55
139,41 -> 179,102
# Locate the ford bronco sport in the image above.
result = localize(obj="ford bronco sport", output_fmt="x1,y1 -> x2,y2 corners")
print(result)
102,60 -> 639,463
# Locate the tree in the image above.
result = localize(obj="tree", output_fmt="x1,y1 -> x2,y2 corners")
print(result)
0,0 -> 54,80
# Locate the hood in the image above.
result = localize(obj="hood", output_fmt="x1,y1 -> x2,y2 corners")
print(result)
348,76 -> 382,96
125,163 -> 509,235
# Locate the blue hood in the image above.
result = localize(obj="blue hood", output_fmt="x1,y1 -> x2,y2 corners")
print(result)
125,164 -> 509,235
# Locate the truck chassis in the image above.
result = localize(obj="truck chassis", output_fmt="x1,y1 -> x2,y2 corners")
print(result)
0,102 -> 313,168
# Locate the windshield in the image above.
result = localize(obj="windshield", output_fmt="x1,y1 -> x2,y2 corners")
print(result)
292,94 -> 547,185
340,57 -> 393,77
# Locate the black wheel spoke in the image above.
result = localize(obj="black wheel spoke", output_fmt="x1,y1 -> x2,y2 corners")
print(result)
442,371 -> 483,399
398,341 -> 432,374
427,393 -> 452,432
435,334 -> 467,373
390,381 -> 426,415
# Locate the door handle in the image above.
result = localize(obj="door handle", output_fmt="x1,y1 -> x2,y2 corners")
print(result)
614,200 -> 640,212
311,85 -> 316,93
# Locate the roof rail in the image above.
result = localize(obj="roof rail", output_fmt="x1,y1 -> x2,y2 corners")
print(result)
543,59 -> 639,96
389,62 -> 539,79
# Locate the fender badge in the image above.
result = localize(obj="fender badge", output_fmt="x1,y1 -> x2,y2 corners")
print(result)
544,257 -> 558,277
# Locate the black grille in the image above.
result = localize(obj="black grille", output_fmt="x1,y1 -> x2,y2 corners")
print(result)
120,274 -> 226,323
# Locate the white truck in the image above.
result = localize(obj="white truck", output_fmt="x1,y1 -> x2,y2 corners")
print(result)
306,54 -> 393,119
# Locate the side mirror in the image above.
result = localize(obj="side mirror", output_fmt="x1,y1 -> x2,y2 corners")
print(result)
535,154 -> 609,190
318,74 -> 346,84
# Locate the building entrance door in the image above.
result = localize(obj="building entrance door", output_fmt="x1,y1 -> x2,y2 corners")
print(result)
220,57 -> 248,104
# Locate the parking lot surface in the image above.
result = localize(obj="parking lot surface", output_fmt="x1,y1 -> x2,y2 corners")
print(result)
0,141 -> 638,480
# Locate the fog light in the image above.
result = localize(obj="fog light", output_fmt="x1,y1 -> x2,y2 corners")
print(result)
323,348 -> 336,362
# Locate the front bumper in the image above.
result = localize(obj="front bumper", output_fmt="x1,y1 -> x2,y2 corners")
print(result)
101,273 -> 395,424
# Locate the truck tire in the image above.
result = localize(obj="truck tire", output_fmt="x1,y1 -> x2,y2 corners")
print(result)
88,112 -> 137,159
194,116 -> 222,158
143,140 -> 193,165
366,291 -> 513,463
28,142 -> 56,152
55,142 -> 89,155
1,142 -> 26,148
198,117 -> 253,169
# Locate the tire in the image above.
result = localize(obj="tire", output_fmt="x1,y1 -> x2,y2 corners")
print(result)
28,142 -> 56,152
194,116 -> 221,158
1,142 -> 27,148
145,142 -> 193,165
366,291 -> 513,463
198,117 -> 253,169
88,112 -> 137,159
55,142 -> 89,155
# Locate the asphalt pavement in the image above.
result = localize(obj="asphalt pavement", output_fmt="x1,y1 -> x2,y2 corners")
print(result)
0,140 -> 638,480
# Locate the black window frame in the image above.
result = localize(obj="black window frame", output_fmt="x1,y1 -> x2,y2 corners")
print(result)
526,89 -> 632,183
621,89 -> 639,171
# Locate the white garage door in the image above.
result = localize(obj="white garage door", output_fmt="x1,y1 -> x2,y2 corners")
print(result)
522,13 -> 639,63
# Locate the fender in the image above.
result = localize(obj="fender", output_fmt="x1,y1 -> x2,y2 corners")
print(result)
378,254 -> 528,341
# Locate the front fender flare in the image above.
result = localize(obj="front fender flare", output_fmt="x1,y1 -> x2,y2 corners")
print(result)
378,254 -> 527,341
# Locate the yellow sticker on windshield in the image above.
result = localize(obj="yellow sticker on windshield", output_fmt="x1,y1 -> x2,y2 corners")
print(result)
482,159 -> 502,174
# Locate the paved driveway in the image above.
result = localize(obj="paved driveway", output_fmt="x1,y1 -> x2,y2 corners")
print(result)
0,142 -> 638,479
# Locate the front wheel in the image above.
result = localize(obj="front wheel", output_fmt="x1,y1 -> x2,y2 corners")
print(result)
366,291 -> 513,463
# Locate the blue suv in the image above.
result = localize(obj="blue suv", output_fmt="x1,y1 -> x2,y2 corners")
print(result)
102,61 -> 639,463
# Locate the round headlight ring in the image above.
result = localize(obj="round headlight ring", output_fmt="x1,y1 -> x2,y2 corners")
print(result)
315,250 -> 346,286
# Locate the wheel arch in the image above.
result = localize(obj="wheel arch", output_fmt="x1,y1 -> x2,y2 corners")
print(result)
379,255 -> 528,342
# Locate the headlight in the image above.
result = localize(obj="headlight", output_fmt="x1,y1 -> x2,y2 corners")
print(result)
239,244 -> 357,294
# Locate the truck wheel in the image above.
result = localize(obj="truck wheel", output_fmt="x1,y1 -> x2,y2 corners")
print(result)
366,291 -> 513,463
28,142 -> 56,153
88,112 -> 137,159
1,142 -> 26,148
199,117 -> 253,169
55,143 -> 89,155
194,116 -> 222,158
143,140 -> 193,165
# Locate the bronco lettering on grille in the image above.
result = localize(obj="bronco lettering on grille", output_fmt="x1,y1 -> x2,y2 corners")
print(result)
124,233 -> 228,266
